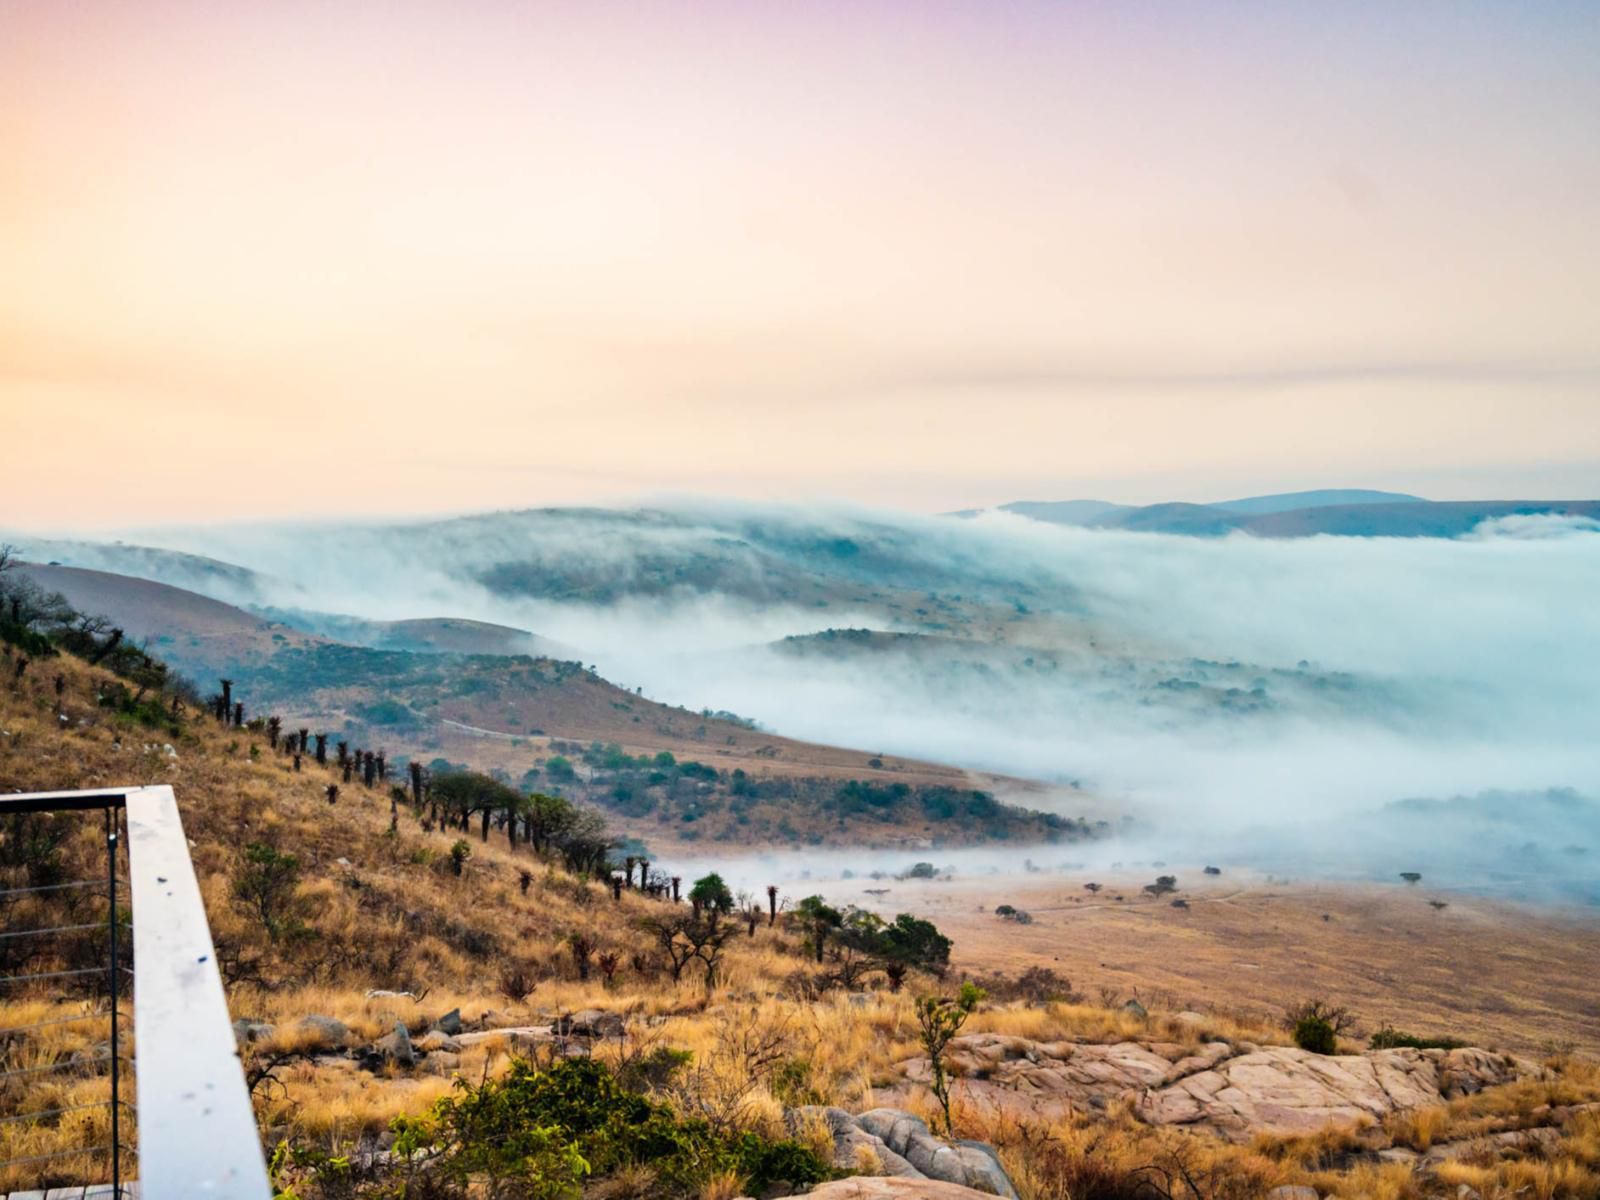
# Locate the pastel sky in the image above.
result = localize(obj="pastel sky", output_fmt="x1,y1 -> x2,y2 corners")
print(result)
3,0 -> 1598,528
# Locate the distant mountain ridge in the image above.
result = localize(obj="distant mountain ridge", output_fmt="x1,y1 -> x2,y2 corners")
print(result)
991,491 -> 1600,537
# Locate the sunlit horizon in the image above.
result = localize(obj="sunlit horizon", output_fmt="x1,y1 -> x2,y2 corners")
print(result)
4,1 -> 1597,528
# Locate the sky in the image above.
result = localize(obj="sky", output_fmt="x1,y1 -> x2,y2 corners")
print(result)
2,0 -> 1598,529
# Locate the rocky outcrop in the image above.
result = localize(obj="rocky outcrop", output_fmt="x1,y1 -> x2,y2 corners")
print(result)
892,1035 -> 1537,1141
1135,1046 -> 1534,1141
774,1180 -> 1013,1199
786,1106 -> 1018,1198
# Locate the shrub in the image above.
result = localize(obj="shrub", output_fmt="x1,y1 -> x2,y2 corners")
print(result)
1370,1026 -> 1467,1051
232,842 -> 312,944
1293,1016 -> 1338,1055
388,1057 -> 830,1198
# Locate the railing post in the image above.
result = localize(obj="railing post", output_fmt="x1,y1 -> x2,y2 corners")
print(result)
106,804 -> 121,1198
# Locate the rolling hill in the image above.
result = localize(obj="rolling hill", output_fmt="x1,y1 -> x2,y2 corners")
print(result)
991,493 -> 1600,537
10,561 -> 1080,851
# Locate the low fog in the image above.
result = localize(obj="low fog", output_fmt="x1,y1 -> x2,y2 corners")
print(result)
17,502 -> 1600,901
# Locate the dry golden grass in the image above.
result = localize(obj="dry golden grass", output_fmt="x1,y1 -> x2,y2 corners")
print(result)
825,868 -> 1600,1059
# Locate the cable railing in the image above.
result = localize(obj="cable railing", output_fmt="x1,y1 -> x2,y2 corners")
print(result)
1,787 -> 270,1199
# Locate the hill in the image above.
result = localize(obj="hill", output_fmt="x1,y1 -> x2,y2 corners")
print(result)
9,562 -> 1076,852
994,496 -> 1600,537
994,489 -> 1420,528
1212,488 -> 1425,514
5,644 -> 1599,1200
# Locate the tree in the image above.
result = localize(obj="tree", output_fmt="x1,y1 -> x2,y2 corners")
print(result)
1400,872 -> 1422,885
525,791 -> 579,855
554,807 -> 614,876
829,909 -> 889,988
916,983 -> 985,1136
882,913 -> 952,974
639,912 -> 737,991
688,873 -> 734,921
793,895 -> 842,964
428,771 -> 521,844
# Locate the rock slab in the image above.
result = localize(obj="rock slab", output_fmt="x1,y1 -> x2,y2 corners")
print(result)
787,1106 -> 1018,1198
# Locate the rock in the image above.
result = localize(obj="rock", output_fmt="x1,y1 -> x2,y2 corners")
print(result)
1135,1046 -> 1537,1142
456,1024 -> 554,1048
794,1106 -> 1019,1198
422,1050 -> 461,1075
1122,999 -> 1148,1019
436,1007 -> 463,1035
1377,1148 -> 1421,1166
952,1139 -> 1016,1197
371,1021 -> 415,1067
297,1014 -> 351,1046
1266,1188 -> 1319,1200
802,1180 -> 1004,1199
888,1035 -> 1537,1143
554,1008 -> 624,1038
232,1018 -> 275,1044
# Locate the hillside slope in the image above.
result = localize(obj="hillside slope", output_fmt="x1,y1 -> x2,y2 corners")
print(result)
12,563 -> 1078,852
4,646 -> 1598,1200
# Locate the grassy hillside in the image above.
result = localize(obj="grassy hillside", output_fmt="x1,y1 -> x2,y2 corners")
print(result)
15,563 -> 1084,852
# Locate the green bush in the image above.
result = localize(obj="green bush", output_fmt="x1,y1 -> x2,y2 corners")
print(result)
389,1057 -> 831,1198
1293,1015 -> 1338,1055
1369,1025 -> 1466,1051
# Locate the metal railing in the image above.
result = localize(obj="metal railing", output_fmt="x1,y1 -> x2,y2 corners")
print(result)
1,787 -> 270,1199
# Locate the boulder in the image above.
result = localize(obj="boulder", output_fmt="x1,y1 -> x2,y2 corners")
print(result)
435,1007 -> 463,1036
297,1014 -> 352,1046
554,1008 -> 624,1038
1122,998 -> 1148,1019
231,1019 -> 275,1044
422,1050 -> 461,1075
796,1180 -> 1008,1199
370,1021 -> 415,1068
793,1106 -> 1019,1198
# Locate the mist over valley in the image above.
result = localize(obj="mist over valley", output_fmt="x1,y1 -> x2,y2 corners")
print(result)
11,493 -> 1598,902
